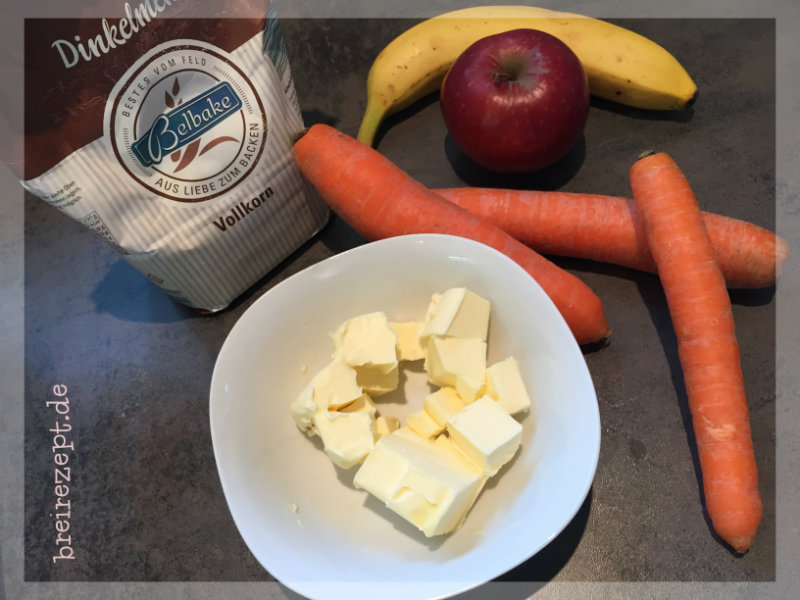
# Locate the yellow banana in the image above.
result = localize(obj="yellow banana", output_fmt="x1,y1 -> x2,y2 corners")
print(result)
357,5 -> 698,146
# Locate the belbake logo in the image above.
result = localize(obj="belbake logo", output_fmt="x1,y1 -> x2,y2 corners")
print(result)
104,40 -> 267,202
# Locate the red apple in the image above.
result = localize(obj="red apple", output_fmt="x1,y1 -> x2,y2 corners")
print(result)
440,28 -> 590,173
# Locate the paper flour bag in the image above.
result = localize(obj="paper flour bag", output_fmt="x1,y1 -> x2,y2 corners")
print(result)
21,2 -> 329,310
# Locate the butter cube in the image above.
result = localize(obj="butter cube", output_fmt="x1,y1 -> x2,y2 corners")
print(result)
486,358 -> 531,415
332,312 -> 399,396
332,311 -> 398,366
423,387 -> 465,427
313,410 -> 375,469
432,431 -> 469,458
425,336 -> 486,388
387,476 -> 446,531
290,359 -> 364,433
338,393 -> 377,416
354,428 -> 486,537
289,379 -> 317,433
447,396 -> 523,476
390,321 -> 425,361
311,359 -> 364,411
406,408 -> 444,440
353,432 -> 411,501
353,363 -> 399,397
372,415 -> 400,440
420,287 -> 490,341
454,373 -> 486,405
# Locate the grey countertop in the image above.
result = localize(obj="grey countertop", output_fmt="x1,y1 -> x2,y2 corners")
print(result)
3,4 -> 800,600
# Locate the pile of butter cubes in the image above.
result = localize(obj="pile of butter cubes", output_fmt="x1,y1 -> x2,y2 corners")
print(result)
290,287 -> 532,537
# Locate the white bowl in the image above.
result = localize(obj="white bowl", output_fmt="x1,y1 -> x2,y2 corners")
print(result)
210,234 -> 600,600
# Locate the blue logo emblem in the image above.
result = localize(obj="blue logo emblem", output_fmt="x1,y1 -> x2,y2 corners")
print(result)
131,81 -> 242,168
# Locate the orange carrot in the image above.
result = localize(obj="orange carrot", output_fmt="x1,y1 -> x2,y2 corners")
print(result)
292,124 -> 609,345
630,152 -> 762,552
436,187 -> 788,289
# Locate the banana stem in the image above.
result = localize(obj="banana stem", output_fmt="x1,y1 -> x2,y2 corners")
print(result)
356,99 -> 385,147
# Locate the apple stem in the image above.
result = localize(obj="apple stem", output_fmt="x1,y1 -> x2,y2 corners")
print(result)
490,51 -> 545,89
492,58 -> 524,84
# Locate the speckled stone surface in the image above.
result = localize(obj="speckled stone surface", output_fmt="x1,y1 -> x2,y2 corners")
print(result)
19,15 -> 778,591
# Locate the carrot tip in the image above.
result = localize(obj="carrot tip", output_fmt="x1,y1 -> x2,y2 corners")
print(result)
637,149 -> 658,160
723,533 -> 757,554
579,327 -> 612,351
291,127 -> 310,146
